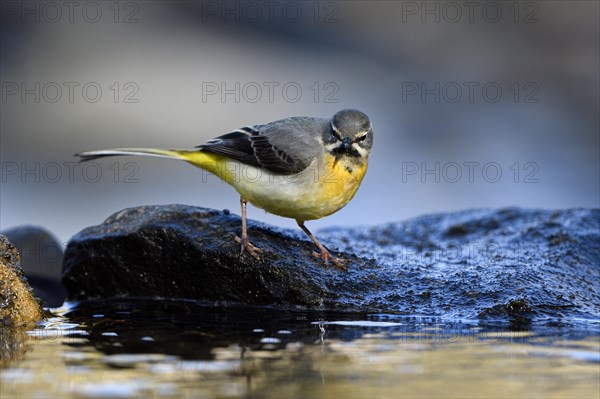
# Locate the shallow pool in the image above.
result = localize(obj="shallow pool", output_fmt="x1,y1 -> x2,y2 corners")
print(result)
1,299 -> 599,398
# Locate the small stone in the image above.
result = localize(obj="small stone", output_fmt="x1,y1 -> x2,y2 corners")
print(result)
0,235 -> 43,328
2,226 -> 66,307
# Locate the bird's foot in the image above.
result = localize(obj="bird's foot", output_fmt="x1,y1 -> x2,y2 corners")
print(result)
235,235 -> 263,260
312,249 -> 347,271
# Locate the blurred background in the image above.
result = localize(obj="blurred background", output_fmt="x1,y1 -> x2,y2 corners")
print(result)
1,0 -> 598,244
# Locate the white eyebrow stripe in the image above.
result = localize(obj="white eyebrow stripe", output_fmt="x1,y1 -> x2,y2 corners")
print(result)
351,143 -> 369,157
325,142 -> 342,152
330,121 -> 340,133
330,125 -> 343,140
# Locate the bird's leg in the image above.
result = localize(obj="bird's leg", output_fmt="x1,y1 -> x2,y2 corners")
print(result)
296,221 -> 347,271
235,196 -> 263,260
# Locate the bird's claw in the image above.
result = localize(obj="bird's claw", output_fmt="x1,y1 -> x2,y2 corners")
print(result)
312,250 -> 347,271
235,235 -> 263,260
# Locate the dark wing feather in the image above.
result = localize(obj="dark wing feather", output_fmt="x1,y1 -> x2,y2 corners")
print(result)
249,135 -> 304,174
197,126 -> 307,175
196,130 -> 260,167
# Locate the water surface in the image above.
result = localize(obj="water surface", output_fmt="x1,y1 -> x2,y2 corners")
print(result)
1,299 -> 598,398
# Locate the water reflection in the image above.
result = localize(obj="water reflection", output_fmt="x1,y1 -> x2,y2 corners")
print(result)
1,299 -> 598,398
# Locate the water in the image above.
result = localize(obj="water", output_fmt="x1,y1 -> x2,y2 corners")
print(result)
1,299 -> 599,398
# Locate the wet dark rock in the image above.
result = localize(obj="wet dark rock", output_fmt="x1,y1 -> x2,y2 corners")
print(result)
0,235 -> 43,327
3,226 -> 66,307
62,205 -> 600,323
478,299 -> 535,321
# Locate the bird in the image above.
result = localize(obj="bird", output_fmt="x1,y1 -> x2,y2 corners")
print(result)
76,109 -> 373,270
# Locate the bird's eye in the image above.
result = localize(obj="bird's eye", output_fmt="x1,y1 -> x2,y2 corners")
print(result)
357,134 -> 367,142
331,130 -> 342,140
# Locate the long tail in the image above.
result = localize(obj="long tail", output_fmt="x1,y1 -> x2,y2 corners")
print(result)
76,148 -> 189,162
75,148 -> 228,179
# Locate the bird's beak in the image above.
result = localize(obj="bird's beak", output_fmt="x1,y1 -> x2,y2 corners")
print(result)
342,137 -> 352,151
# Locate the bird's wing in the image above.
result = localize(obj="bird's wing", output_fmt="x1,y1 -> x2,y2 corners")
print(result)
197,117 -> 326,175
196,126 -> 262,168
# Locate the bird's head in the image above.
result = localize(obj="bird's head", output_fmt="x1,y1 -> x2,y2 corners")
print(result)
323,109 -> 373,159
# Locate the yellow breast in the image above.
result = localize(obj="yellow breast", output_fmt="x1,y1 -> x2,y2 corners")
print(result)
183,150 -> 368,222
294,153 -> 368,220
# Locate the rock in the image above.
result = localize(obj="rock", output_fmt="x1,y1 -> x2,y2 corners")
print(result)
2,226 -> 66,307
0,235 -> 43,327
62,205 -> 600,323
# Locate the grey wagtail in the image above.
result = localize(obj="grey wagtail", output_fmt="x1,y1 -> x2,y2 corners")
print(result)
76,109 -> 373,270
